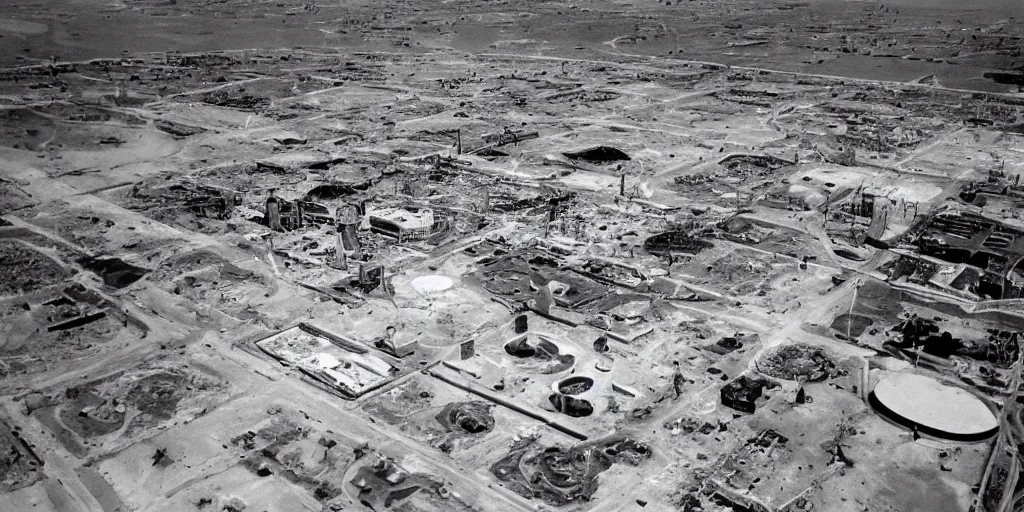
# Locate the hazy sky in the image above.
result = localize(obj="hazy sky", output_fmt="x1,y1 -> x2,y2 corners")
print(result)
870,0 -> 1023,15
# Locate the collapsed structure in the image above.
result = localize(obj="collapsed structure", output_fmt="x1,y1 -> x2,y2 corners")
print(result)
1,2 -> 1024,510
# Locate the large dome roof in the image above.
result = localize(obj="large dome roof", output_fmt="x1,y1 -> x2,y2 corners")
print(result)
871,373 -> 998,441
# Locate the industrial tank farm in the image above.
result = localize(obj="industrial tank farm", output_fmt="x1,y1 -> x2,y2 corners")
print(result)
1,0 -> 1024,511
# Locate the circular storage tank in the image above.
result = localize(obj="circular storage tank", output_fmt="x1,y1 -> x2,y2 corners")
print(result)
550,375 -> 599,398
411,275 -> 453,295
555,376 -> 595,396
870,373 -> 998,441
549,376 -> 598,418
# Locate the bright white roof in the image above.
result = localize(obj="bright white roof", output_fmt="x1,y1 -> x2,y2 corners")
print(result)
874,373 -> 998,436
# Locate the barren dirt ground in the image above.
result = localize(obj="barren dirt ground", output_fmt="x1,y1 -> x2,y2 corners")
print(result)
2,0 -> 1024,511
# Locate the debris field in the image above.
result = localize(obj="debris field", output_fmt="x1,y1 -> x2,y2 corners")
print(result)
2,0 -> 1024,511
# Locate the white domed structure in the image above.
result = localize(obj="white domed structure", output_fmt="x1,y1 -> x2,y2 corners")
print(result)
411,275 -> 453,295
870,373 -> 998,441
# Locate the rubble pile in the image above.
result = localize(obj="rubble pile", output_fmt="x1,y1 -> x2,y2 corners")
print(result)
490,435 -> 651,506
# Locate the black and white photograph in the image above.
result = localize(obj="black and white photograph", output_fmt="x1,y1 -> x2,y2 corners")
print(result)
0,0 -> 1022,510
